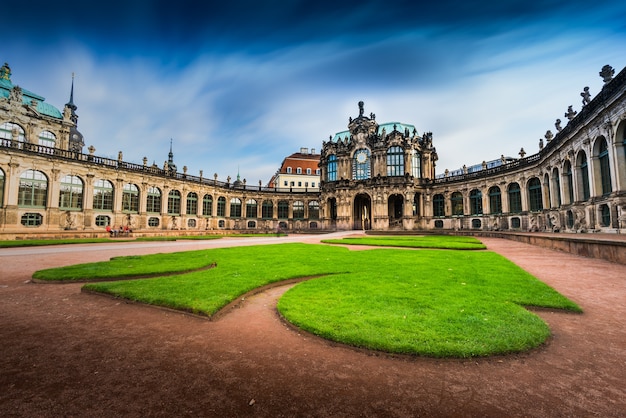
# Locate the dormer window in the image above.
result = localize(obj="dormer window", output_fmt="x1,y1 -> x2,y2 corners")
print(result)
297,167 -> 302,174
287,167 -> 292,174
306,168 -> 311,175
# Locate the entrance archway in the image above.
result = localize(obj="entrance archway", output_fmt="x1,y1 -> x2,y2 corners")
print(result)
327,197 -> 337,228
353,194 -> 371,230
388,194 -> 403,228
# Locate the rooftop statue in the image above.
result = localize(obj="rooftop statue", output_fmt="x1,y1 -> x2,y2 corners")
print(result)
581,87 -> 591,106
565,105 -> 577,121
555,119 -> 562,132
599,64 -> 615,84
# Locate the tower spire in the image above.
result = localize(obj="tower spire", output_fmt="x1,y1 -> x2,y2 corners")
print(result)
167,139 -> 177,173
66,73 -> 77,116
65,72 -> 84,152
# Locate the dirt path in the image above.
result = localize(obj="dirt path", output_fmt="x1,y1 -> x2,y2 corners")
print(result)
0,234 -> 624,417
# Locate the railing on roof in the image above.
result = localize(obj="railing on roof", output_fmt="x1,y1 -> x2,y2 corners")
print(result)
434,66 -> 626,185
434,152 -> 541,184
0,139 -> 317,194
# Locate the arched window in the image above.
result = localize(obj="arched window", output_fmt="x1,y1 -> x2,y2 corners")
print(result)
262,200 -> 273,219
308,201 -> 319,220
306,168 -> 311,175
0,168 -> 4,207
278,200 -> 289,219
186,192 -> 198,215
488,186 -> 502,214
286,167 -> 292,174
167,190 -> 181,215
246,199 -> 258,218
543,173 -> 551,209
577,151 -> 590,201
598,137 -> 612,195
528,178 -> 543,212
327,154 -> 337,181
18,170 -> 48,207
352,149 -> 371,180
563,161 -> 574,204
469,189 -> 482,215
413,193 -> 421,216
202,194 -> 213,216
386,146 -> 404,176
411,150 -> 421,178
0,122 -> 25,146
508,183 -> 522,213
451,192 -> 463,216
59,175 -> 83,210
296,167 -> 302,174
230,198 -> 242,218
122,183 -> 139,213
38,130 -> 56,148
552,168 -> 561,207
146,187 -> 162,213
433,194 -> 445,217
217,197 -> 226,217
93,179 -> 113,211
293,200 -> 305,219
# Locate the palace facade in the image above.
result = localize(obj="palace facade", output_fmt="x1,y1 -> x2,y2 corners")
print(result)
318,65 -> 626,233
1,61 -> 625,237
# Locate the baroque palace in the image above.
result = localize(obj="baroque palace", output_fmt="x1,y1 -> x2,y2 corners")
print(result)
1,62 -> 625,237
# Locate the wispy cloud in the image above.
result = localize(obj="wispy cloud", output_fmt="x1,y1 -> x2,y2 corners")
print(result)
3,1 -> 625,182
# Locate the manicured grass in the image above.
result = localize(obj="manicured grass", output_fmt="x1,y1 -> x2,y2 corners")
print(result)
1,233 -> 287,248
33,250 -> 219,281
0,238 -> 121,248
49,242 -> 584,357
134,235 -> 222,242
82,244 -> 344,315
278,248 -> 581,357
321,235 -> 486,250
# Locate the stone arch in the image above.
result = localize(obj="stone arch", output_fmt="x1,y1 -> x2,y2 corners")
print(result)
353,193 -> 371,230
592,135 -> 612,196
388,193 -> 404,226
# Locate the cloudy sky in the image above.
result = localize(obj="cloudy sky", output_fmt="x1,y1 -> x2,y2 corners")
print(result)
3,1 -> 625,183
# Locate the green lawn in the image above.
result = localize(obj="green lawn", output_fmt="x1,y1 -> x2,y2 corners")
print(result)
0,237 -> 121,248
321,235 -> 486,249
0,233 -> 287,247
35,241 -> 582,357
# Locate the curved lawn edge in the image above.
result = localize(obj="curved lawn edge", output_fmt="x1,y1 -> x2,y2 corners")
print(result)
81,274 -> 328,321
32,262 -> 217,284
54,243 -> 580,358
320,236 -> 487,250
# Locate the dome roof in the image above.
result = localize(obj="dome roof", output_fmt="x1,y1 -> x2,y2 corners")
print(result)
0,63 -> 63,119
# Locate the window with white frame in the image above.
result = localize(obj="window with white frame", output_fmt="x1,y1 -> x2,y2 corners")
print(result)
59,175 -> 83,210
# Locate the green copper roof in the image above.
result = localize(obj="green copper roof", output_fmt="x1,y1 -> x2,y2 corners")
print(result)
331,129 -> 350,142
330,122 -> 417,143
0,68 -> 63,119
377,122 -> 417,136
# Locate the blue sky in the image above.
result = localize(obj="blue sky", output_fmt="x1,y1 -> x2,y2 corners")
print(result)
4,0 -> 625,183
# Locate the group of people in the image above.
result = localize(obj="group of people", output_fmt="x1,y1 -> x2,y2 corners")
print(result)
105,224 -> 132,237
